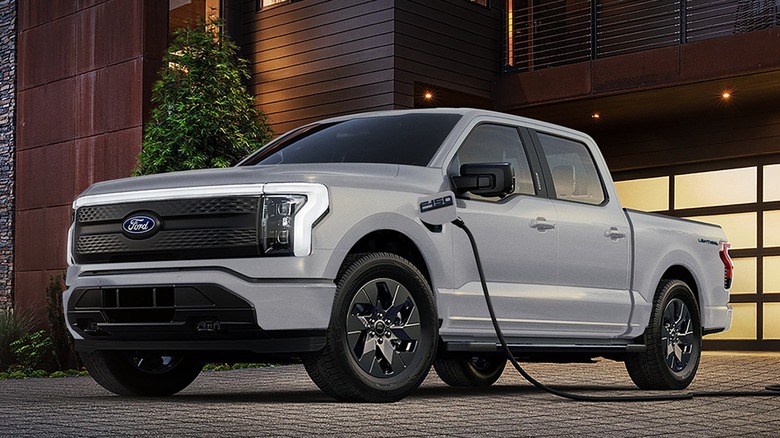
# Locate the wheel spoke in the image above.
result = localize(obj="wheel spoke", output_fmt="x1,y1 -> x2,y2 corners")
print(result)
391,323 -> 420,342
357,346 -> 378,374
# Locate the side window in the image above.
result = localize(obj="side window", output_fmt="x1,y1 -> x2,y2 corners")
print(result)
537,132 -> 606,206
451,124 -> 535,199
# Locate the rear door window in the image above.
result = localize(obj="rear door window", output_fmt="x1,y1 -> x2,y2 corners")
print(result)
537,132 -> 606,206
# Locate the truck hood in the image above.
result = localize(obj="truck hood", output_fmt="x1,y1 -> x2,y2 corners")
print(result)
76,163 -> 446,201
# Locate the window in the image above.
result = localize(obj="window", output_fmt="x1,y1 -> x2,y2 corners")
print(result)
169,0 -> 220,42
242,113 -> 462,167
451,124 -> 535,199
537,133 -> 605,205
614,176 -> 669,211
675,167 -> 757,209
259,0 -> 288,9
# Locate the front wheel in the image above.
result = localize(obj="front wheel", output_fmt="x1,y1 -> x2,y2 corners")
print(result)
304,253 -> 438,402
434,356 -> 506,387
81,351 -> 205,396
625,279 -> 702,390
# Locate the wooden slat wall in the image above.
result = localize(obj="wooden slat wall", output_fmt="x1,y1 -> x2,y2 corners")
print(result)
393,0 -> 501,108
241,0 -> 396,134
241,0 -> 502,133
596,106 -> 780,173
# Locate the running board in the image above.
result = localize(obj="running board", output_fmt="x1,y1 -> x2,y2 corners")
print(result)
444,342 -> 646,355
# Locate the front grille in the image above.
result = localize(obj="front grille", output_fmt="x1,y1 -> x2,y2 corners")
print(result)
77,229 -> 257,255
73,196 -> 261,264
77,197 -> 258,223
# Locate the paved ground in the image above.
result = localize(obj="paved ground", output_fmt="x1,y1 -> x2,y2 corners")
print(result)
1,352 -> 779,437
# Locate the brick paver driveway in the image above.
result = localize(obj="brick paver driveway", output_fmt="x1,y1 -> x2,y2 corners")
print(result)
1,352 -> 779,437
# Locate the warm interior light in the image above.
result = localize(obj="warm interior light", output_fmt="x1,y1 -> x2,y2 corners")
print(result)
722,91 -> 731,99
591,113 -> 600,119
424,91 -> 433,100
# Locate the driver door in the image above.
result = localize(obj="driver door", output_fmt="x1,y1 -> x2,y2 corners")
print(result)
444,123 -> 560,339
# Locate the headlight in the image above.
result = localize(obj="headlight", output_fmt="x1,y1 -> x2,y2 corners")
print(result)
261,183 -> 329,257
261,195 -> 306,255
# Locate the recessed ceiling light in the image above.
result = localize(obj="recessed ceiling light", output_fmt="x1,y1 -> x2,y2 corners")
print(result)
591,113 -> 600,119
424,91 -> 434,100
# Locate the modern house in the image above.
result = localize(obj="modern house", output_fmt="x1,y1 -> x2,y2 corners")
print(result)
5,0 -> 780,350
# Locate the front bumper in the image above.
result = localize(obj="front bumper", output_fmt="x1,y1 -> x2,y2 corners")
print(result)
65,266 -> 336,354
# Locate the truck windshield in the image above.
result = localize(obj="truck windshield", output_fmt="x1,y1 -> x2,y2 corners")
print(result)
241,113 -> 462,167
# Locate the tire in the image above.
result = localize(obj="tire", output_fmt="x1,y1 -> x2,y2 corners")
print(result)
625,279 -> 702,390
304,252 -> 438,402
434,356 -> 506,387
80,351 -> 205,396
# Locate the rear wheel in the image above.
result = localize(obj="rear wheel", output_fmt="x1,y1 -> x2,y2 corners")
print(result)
625,279 -> 702,390
81,351 -> 204,396
434,355 -> 506,387
304,253 -> 438,402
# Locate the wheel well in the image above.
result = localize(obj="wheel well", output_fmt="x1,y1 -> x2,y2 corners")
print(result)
345,230 -> 432,286
660,265 -> 700,305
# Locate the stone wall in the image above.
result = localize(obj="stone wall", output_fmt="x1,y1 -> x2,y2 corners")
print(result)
0,0 -> 15,309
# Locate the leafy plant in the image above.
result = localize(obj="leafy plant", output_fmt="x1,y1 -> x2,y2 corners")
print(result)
135,18 -> 272,175
0,308 -> 33,370
10,330 -> 57,373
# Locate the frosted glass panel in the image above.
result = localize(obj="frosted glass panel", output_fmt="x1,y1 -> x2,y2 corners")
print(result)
764,256 -> 780,293
730,258 -> 756,294
686,213 -> 756,250
675,167 -> 756,209
764,211 -> 780,248
615,177 -> 669,211
706,303 -> 756,340
764,164 -> 780,202
763,303 -> 780,340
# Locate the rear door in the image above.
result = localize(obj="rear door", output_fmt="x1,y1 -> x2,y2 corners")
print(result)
530,130 -> 632,337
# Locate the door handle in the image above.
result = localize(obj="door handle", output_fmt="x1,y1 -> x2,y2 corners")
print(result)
605,227 -> 626,240
530,217 -> 556,231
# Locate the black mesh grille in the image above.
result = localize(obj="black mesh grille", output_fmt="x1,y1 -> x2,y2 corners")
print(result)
73,196 -> 261,263
77,229 -> 257,255
77,197 -> 258,223
76,234 -> 125,254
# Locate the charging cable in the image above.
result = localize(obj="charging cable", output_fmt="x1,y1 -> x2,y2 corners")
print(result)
452,217 -> 780,402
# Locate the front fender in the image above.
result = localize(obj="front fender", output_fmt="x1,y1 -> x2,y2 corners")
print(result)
322,212 -> 453,298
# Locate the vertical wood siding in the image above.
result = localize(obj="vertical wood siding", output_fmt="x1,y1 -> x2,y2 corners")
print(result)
241,0 -> 501,132
242,0 -> 397,134
393,0 -> 500,108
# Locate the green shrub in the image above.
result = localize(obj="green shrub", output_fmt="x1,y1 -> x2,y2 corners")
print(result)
0,308 -> 33,370
0,371 -> 8,380
135,18 -> 272,175
10,330 -> 57,372
49,371 -> 67,378
8,371 -> 26,379
30,369 -> 48,378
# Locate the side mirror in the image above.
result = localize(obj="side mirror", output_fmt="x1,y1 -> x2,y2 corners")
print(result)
451,162 -> 514,197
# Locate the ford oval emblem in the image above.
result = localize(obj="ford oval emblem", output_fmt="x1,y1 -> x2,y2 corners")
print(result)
122,215 -> 159,238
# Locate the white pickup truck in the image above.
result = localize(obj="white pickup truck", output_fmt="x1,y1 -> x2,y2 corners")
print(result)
65,108 -> 733,402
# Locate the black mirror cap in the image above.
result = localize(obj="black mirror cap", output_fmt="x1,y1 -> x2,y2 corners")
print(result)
451,162 -> 514,197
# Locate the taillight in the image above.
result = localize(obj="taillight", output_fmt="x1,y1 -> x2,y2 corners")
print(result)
719,242 -> 733,289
